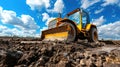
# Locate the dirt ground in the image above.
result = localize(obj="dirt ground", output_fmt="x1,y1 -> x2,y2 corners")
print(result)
0,37 -> 120,67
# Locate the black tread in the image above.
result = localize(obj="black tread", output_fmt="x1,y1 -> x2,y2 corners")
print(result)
88,27 -> 98,42
60,22 -> 78,42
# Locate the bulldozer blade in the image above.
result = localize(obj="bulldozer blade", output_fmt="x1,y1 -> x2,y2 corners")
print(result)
41,25 -> 69,41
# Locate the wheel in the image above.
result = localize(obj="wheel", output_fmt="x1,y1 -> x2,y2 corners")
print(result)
59,22 -> 78,42
88,27 -> 98,42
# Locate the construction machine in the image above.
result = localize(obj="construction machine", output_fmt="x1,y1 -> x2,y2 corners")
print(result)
41,8 -> 98,42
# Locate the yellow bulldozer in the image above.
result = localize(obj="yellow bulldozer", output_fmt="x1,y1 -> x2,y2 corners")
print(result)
41,8 -> 98,42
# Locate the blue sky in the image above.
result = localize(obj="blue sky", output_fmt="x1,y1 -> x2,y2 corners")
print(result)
0,0 -> 120,40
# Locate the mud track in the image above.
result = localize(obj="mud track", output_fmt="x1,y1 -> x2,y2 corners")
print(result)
0,37 -> 120,67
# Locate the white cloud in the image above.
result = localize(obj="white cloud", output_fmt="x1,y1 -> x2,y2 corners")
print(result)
0,25 -> 7,29
18,14 -> 39,30
40,16 -> 55,33
42,13 -> 50,21
0,6 -> 39,30
0,25 -> 39,37
26,0 -> 50,10
41,12 -> 55,34
40,27 -> 48,32
94,8 -> 104,14
0,10 -> 19,24
0,6 -> 40,37
26,0 -> 64,13
92,16 -> 106,26
0,6 -> 20,25
102,0 -> 119,7
47,0 -> 64,13
98,21 -> 120,40
0,25 -> 7,33
81,0 -> 100,9
41,12 -> 55,26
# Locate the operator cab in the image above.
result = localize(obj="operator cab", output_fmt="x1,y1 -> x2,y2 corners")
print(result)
67,8 -> 90,29
81,10 -> 90,28
82,15 -> 87,28
67,11 -> 80,24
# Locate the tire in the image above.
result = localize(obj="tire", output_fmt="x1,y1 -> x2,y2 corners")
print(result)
88,27 -> 98,42
60,22 -> 78,42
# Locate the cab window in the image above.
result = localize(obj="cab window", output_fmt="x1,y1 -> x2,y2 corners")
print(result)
82,15 -> 87,28
68,12 -> 80,24
82,12 -> 87,28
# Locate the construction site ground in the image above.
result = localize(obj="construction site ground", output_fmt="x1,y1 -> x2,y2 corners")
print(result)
0,37 -> 120,67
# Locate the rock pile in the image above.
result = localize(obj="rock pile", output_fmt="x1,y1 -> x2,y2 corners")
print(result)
0,38 -> 120,67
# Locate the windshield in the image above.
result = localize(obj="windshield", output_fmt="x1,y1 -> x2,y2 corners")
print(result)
68,11 -> 80,24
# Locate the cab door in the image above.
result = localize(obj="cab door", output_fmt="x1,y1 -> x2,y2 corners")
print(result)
82,11 -> 88,29
68,11 -> 80,25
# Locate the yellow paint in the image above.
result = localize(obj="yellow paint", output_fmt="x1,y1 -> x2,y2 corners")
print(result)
77,24 -> 92,31
77,23 -> 92,37
77,12 -> 82,31
85,24 -> 91,31
44,32 -> 68,41
77,24 -> 81,31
